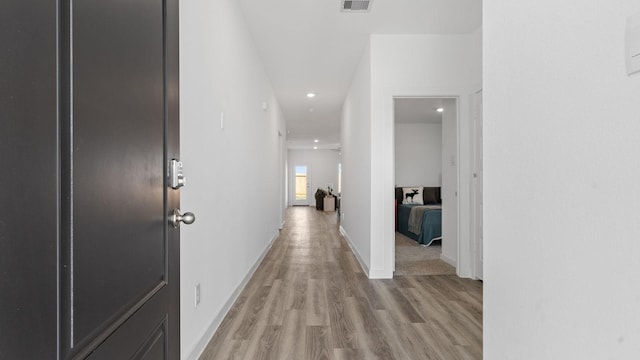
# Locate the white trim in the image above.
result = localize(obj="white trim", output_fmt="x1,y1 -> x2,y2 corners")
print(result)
279,220 -> 286,230
456,94 -> 474,278
440,253 -> 457,268
339,226 -> 370,277
471,88 -> 483,280
368,268 -> 392,279
187,230 -> 280,360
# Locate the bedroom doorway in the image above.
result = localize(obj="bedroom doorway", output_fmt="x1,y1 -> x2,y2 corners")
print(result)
393,97 -> 458,276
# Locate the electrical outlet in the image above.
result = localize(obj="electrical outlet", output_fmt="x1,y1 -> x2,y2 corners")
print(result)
195,283 -> 201,307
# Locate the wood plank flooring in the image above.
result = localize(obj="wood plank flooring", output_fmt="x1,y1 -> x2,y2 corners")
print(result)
199,207 -> 482,360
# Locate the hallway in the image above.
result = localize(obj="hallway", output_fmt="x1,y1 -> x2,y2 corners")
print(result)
200,207 -> 482,359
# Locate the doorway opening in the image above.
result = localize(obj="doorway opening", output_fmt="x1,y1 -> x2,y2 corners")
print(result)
293,165 -> 309,206
393,97 -> 458,276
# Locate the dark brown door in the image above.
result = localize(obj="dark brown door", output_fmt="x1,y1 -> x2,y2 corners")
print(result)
0,0 -> 180,358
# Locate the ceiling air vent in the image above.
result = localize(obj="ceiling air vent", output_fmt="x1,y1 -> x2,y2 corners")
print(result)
341,0 -> 373,12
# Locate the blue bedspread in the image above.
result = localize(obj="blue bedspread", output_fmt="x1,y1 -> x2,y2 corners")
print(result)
397,204 -> 442,246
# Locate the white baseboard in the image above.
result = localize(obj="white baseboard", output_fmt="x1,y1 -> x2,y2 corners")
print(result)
339,226 -> 370,277
368,268 -> 393,279
187,230 -> 280,360
279,220 -> 286,229
440,253 -> 457,268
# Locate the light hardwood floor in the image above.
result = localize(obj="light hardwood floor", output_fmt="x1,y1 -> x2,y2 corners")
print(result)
200,207 -> 482,360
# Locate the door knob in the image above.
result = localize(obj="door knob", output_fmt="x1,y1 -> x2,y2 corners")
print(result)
169,209 -> 196,228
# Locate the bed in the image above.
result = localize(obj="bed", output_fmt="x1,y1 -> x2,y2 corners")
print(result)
397,204 -> 442,246
395,186 -> 442,246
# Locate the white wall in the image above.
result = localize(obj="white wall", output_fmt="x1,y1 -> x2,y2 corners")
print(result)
288,149 -> 340,206
394,123 -> 442,187
470,27 -> 482,90
366,34 -> 479,278
179,0 -> 286,358
340,42 -> 372,272
440,99 -> 458,266
485,1 -> 640,358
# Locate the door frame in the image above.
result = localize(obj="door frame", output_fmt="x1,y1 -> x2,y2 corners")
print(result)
291,164 -> 311,206
379,86 -> 477,279
390,95 -> 461,276
472,89 -> 483,280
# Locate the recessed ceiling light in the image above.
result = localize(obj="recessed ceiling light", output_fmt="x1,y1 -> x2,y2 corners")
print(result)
436,107 -> 444,113
313,146 -> 318,150
314,139 -> 319,143
306,93 -> 316,98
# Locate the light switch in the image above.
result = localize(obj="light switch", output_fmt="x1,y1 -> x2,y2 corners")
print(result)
626,12 -> 640,75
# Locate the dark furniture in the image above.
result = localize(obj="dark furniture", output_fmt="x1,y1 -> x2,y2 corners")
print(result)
315,188 -> 327,210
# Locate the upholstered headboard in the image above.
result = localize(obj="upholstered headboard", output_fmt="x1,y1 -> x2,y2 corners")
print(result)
395,186 -> 441,205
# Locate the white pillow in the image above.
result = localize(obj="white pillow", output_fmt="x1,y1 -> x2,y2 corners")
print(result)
402,187 -> 423,205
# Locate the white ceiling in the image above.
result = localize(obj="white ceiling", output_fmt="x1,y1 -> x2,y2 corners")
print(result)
237,0 -> 482,149
394,98 -> 451,124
